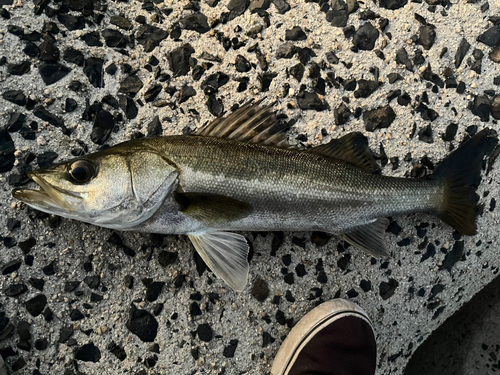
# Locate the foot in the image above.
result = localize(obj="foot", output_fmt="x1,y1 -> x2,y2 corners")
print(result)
271,299 -> 376,375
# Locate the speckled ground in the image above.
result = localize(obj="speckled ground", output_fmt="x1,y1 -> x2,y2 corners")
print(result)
0,0 -> 499,374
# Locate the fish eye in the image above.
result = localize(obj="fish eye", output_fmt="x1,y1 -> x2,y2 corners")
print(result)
68,160 -> 95,184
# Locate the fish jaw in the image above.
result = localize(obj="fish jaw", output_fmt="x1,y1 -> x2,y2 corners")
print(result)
12,171 -> 84,215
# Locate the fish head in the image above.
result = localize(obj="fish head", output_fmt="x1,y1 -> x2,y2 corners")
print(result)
12,145 -> 179,229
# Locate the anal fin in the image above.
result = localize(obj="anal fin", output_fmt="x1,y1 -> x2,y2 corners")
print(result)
188,231 -> 249,292
342,217 -> 390,257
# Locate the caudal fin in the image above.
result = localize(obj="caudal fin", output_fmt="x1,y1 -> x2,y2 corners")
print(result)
431,129 -> 494,235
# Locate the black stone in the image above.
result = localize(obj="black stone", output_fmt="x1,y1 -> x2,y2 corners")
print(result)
3,90 -> 27,106
418,25 -> 436,50
91,110 -> 115,145
285,26 -> 307,41
223,339 -> 238,358
271,0 -> 290,13
124,275 -> 134,289
63,48 -> 84,66
379,278 -> 399,300
65,98 -> 78,113
70,309 -> 84,321
75,343 -> 101,362
262,331 -> 275,347
83,58 -> 104,88
23,42 -> 39,58
295,264 -> 306,277
110,15 -> 132,30
29,278 -> 44,291
442,123 -> 458,141
6,113 -> 25,132
354,79 -> 381,98
2,259 -> 21,274
396,48 -> 413,71
102,29 -> 128,48
178,85 -> 196,104
179,13 -> 210,33
4,283 -> 28,297
0,130 -> 15,173
197,323 -> 213,342
352,22 -> 379,50
126,305 -> 158,342
379,0 -> 407,9
145,84 -> 162,102
39,62 -> 71,85
84,275 -> 100,289
168,44 -> 194,77
329,0 -> 348,27
440,241 -> 464,273
311,231 -> 331,246
477,26 -> 500,47
58,325 -> 73,343
25,294 -> 47,317
119,75 -> 143,97
251,277 -> 269,302
68,80 -> 82,91
276,42 -> 297,59
325,51 -> 339,64
363,105 -> 396,131
146,116 -> 162,137
108,341 -> 127,361
190,302 -> 202,316
297,91 -> 328,111
471,95 -> 491,121
42,261 -> 55,276
18,237 -> 36,253
102,94 -> 120,109
235,54 -> 252,72
207,95 -> 224,117
146,282 -> 164,302
81,31 -> 103,47
57,13 -> 85,30
418,125 -> 433,143
158,250 -> 177,267
118,95 -> 138,119
35,338 -> 48,350
388,73 -> 402,83
8,60 -> 31,75
360,279 -> 371,292
136,25 -> 169,52
289,63 -> 304,82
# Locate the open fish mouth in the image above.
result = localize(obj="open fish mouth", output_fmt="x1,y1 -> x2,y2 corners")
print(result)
12,171 -> 82,212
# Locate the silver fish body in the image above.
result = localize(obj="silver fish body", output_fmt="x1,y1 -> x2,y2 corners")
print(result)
131,135 -> 440,235
12,103 -> 493,291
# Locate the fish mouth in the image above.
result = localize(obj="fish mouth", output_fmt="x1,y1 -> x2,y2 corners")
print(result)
12,171 -> 82,212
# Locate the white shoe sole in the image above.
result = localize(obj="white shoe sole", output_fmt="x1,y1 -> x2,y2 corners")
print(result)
271,299 -> 374,375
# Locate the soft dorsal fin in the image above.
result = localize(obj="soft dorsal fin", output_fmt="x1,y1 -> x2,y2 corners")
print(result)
309,132 -> 379,173
194,101 -> 291,148
342,217 -> 390,257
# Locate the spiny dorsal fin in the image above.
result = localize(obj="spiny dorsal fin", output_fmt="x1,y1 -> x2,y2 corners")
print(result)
175,192 -> 252,225
342,217 -> 390,257
309,132 -> 379,173
194,101 -> 291,148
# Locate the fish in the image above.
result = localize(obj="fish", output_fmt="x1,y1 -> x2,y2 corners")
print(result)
12,102 -> 495,292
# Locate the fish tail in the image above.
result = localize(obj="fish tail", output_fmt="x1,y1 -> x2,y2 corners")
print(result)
431,129 -> 492,235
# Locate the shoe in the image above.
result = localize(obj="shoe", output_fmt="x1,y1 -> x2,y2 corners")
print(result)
271,299 -> 376,375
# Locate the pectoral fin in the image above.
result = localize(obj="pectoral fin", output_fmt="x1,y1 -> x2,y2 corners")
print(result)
188,231 -> 249,292
175,193 -> 252,225
342,217 -> 390,257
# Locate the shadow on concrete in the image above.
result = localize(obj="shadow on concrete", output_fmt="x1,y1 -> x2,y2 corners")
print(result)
405,274 -> 500,375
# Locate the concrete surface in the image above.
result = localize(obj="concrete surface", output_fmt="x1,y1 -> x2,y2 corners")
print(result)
0,0 -> 498,374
